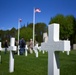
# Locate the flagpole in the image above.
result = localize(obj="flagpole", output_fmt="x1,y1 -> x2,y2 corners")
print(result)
33,8 -> 41,49
33,8 -> 35,49
18,19 -> 20,44
18,19 -> 21,55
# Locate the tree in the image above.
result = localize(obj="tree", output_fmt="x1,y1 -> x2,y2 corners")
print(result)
10,27 -> 17,37
49,14 -> 74,40
35,23 -> 47,43
73,18 -> 76,43
15,26 -> 33,42
27,23 -> 33,29
0,30 -> 4,42
67,15 -> 76,46
27,22 -> 47,43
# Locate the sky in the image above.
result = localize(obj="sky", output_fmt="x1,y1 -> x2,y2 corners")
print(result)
0,0 -> 76,30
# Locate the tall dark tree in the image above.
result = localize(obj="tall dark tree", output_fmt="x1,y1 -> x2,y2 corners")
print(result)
27,23 -> 33,29
27,22 -> 47,43
10,27 -> 17,37
35,23 -> 47,43
0,30 -> 4,41
68,16 -> 76,46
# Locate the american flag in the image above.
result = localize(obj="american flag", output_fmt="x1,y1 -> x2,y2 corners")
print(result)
19,19 -> 22,22
35,8 -> 41,13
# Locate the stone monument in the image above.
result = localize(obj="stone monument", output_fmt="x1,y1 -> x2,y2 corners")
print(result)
41,23 -> 70,75
43,32 -> 48,42
8,37 -> 17,73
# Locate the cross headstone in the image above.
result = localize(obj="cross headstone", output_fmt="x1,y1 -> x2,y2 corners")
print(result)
73,44 -> 76,50
43,32 -> 48,54
43,32 -> 48,42
41,23 -> 70,75
0,42 -> 2,63
25,45 -> 28,56
38,46 -> 41,52
0,42 -> 2,50
8,37 -> 17,73
33,44 -> 38,57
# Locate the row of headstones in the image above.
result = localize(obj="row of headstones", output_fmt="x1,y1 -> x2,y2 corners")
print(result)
18,43 -> 45,57
17,43 -> 42,57
0,38 -> 45,73
0,23 -> 70,75
0,42 -> 45,56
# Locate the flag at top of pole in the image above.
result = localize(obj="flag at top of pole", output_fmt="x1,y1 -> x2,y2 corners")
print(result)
19,19 -> 22,22
33,8 -> 41,48
35,8 -> 41,13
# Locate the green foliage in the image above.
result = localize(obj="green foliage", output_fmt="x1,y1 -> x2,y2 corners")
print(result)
35,23 -> 47,43
49,14 -> 74,40
10,27 -> 17,37
65,15 -> 74,36
0,30 -> 4,41
0,27 -> 17,43
20,27 -> 33,41
15,26 -> 33,41
27,23 -> 33,29
27,22 -> 47,43
68,16 -> 76,45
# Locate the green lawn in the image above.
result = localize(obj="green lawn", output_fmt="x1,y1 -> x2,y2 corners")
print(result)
0,50 -> 76,75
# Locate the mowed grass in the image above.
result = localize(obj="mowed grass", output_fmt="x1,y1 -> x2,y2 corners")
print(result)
0,50 -> 76,75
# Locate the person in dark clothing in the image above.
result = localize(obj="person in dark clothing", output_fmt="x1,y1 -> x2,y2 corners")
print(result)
19,38 -> 26,55
4,40 -> 8,54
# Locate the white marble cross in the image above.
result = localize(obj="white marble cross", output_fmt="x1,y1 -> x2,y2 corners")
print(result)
8,37 -> 17,73
41,23 -> 70,75
0,42 -> 2,63
43,32 -> 48,43
25,45 -> 28,56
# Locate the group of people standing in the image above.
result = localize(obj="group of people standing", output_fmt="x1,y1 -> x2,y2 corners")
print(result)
3,38 -> 33,55
19,38 -> 33,55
